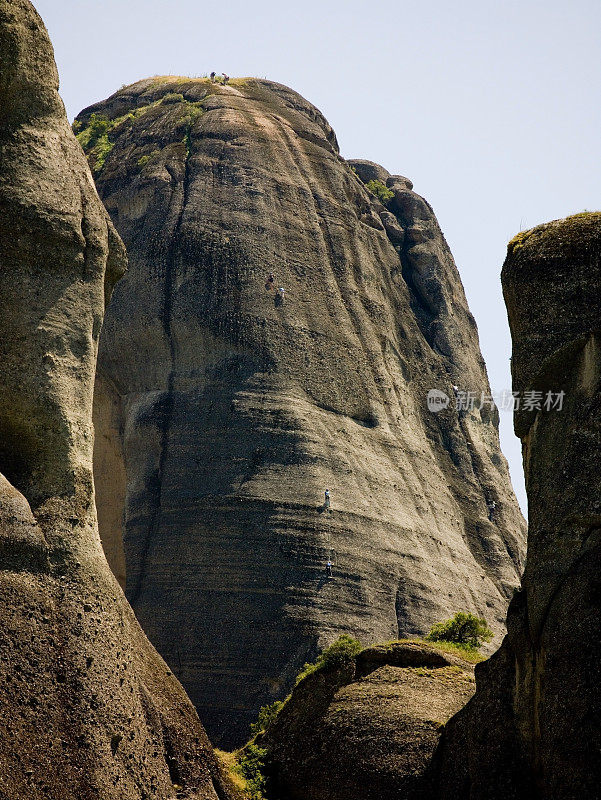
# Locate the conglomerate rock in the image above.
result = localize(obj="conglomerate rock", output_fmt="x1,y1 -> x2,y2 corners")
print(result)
76,76 -> 526,746
0,2 -> 239,797
435,212 -> 601,799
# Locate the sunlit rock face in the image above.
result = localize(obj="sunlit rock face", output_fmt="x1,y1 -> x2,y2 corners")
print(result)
78,76 -> 525,746
0,3 -> 237,797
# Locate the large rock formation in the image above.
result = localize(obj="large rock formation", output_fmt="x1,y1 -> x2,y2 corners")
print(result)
262,640 -> 476,800
76,77 -> 525,746
436,212 -> 601,798
0,2 -> 238,797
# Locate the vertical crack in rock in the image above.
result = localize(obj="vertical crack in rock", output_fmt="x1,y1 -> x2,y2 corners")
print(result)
130,116 -> 195,605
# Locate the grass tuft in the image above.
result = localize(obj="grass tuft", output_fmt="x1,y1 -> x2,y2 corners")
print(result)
229,743 -> 269,800
508,211 -> 601,254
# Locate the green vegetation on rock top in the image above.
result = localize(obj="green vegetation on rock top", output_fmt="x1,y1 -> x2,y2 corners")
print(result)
161,91 -> 185,104
218,630 -> 480,798
426,611 -> 493,652
366,636 -> 486,664
407,637 -> 485,664
294,633 -> 362,685
74,94 -> 205,175
508,211 -> 601,255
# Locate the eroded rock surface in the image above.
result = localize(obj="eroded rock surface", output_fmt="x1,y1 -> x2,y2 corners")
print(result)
262,641 -> 476,800
436,213 -> 601,799
0,2 -> 237,797
76,76 -> 525,745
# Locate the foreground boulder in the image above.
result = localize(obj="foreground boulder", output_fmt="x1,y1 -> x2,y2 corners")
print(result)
76,76 -> 525,745
436,212 -> 601,798
261,640 -> 476,800
0,2 -> 238,797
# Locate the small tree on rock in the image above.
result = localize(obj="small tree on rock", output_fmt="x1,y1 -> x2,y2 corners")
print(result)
426,612 -> 493,649
365,179 -> 394,205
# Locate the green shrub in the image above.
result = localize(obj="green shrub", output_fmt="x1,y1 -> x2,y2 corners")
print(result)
84,113 -> 112,148
426,612 -> 493,650
234,743 -> 268,800
320,633 -> 363,668
249,699 -> 285,737
186,102 -> 204,121
365,179 -> 394,205
92,137 -> 115,172
75,106 -> 156,173
295,634 -> 362,684
162,92 -> 184,104
75,113 -> 116,173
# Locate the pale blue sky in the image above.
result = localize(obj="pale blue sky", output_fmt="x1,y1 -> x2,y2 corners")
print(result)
37,0 -> 601,513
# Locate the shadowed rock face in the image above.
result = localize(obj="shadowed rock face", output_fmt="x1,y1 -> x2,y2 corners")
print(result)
0,3 -> 237,797
436,213 -> 601,799
262,641 -> 476,800
76,77 -> 525,746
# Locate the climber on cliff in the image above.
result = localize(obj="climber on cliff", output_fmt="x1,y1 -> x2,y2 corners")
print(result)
326,560 -> 333,578
324,489 -> 330,509
275,287 -> 285,306
210,71 -> 216,82
486,500 -> 496,520
222,74 -> 230,85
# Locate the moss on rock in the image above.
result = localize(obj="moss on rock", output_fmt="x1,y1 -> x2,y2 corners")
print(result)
508,211 -> 601,258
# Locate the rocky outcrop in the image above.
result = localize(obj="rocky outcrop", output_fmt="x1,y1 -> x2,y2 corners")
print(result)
262,640 -> 476,800
436,212 -> 601,798
0,2 -> 238,797
76,77 -> 525,746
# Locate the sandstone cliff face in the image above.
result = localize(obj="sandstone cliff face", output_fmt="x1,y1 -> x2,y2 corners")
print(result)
0,3 -> 237,797
436,212 -> 601,799
262,641 -> 476,800
76,77 -> 525,746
